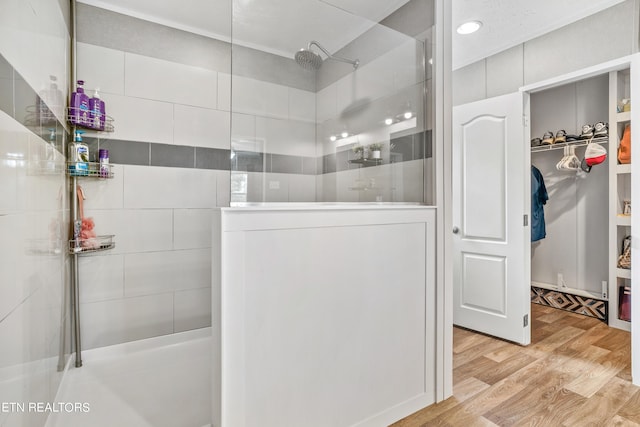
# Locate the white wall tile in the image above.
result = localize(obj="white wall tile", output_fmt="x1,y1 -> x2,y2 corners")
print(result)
231,113 -> 257,150
174,288 -> 212,332
76,43 -> 125,95
123,165 -> 217,209
174,104 -> 230,149
0,0 -> 69,124
263,173 -> 289,203
245,171 -> 265,203
232,75 -> 288,119
100,93 -> 174,144
0,112 -> 30,214
316,84 -> 337,123
335,169 -> 361,202
0,288 -> 47,368
125,53 -> 217,109
77,164 -> 124,210
334,40 -> 420,115
255,117 -> 316,157
80,293 -> 174,350
85,209 -> 174,254
124,249 -> 211,297
215,170 -> 230,207
0,215 -> 25,320
288,88 -> 316,123
174,209 -> 213,250
78,254 -> 125,303
288,174 -> 317,202
217,72 -> 231,112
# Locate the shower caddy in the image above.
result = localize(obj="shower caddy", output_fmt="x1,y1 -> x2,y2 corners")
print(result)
66,105 -> 115,368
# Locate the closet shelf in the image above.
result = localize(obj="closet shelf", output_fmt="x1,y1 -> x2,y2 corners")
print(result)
617,111 -> 631,123
617,164 -> 632,174
617,268 -> 631,279
530,136 -> 608,153
617,215 -> 632,226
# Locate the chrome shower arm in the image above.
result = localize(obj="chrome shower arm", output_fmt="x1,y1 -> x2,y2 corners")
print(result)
308,40 -> 359,69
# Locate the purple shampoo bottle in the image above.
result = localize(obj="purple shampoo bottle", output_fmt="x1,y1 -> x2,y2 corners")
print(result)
70,80 -> 89,126
89,88 -> 106,131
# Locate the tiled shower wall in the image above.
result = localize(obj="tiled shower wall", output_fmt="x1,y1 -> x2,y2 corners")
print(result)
0,0 -> 71,426
75,4 -> 227,349
74,3 -> 319,348
74,0 -> 435,348
315,0 -> 435,203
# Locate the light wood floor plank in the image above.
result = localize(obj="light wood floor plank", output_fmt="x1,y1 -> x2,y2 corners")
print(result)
453,377 -> 490,402
617,390 -> 640,423
394,304 -> 640,426
610,415 -> 640,426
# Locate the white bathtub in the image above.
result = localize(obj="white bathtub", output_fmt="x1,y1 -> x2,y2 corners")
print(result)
213,204 -> 439,426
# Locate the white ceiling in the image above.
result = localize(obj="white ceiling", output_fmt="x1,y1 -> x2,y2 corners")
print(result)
80,0 -> 627,69
452,0 -> 626,69
78,0 -> 411,59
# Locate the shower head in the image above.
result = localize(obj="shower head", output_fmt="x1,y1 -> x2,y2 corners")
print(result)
295,49 -> 323,71
294,40 -> 359,71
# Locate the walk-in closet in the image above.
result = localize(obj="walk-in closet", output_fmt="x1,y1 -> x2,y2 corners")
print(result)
528,66 -> 633,332
529,74 -> 610,320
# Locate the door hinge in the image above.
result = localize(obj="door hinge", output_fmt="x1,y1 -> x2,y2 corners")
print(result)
523,314 -> 529,327
524,214 -> 528,226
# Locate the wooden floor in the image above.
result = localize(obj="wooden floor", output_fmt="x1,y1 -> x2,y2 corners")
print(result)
392,303 -> 640,426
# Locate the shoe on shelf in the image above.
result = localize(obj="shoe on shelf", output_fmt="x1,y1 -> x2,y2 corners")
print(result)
555,130 -> 567,143
531,137 -> 542,147
580,124 -> 594,139
594,121 -> 609,138
541,131 -> 555,145
565,134 -> 580,142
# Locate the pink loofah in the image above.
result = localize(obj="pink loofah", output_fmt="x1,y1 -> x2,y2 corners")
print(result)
82,217 -> 95,231
77,186 -> 99,249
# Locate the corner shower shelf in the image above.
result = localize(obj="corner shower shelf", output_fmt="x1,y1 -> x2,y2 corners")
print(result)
67,108 -> 115,133
67,162 -> 114,178
348,158 -> 382,166
69,235 -> 115,254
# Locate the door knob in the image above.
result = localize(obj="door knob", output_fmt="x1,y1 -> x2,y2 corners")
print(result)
453,226 -> 459,234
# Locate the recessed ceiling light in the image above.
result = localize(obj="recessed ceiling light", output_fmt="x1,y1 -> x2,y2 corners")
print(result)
456,21 -> 482,35
404,111 -> 413,120
341,131 -> 349,138
330,135 -> 337,142
384,118 -> 393,125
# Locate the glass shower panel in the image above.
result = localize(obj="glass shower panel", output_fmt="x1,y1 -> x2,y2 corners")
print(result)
230,0 -> 435,205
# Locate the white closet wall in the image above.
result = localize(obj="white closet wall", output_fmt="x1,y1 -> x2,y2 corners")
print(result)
530,75 -> 609,295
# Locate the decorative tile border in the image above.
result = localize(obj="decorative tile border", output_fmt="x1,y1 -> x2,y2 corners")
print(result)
0,53 -> 69,153
531,286 -> 608,322
0,53 -> 432,176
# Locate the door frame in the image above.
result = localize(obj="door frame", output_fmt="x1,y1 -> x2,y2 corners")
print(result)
444,54 -> 640,398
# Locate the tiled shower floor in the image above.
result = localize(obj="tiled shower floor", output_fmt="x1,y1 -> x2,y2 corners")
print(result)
45,328 -> 212,427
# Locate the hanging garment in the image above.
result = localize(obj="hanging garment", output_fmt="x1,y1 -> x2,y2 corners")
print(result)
531,165 -> 548,242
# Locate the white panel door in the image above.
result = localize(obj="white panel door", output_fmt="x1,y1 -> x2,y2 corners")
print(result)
452,92 -> 530,345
